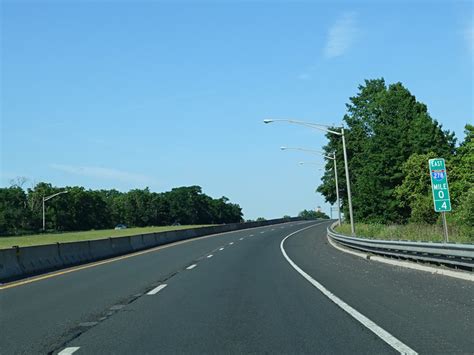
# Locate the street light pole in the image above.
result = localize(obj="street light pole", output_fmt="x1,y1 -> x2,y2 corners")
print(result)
265,118 -> 355,234
332,152 -> 342,226
341,128 -> 354,234
42,190 -> 69,231
295,153 -> 341,226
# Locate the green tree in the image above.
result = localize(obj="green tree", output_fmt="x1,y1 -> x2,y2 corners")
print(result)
394,152 -> 439,223
450,124 -> 474,227
0,187 -> 29,235
317,79 -> 455,224
298,209 -> 329,220
26,182 -> 59,231
1,183 -> 243,234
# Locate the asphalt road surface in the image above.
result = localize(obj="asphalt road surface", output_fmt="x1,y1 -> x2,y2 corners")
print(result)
1,220 -> 473,354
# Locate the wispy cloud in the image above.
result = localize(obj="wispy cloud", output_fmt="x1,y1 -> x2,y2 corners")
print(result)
50,164 -> 157,185
324,12 -> 358,59
297,65 -> 318,81
466,22 -> 473,54
297,73 -> 311,81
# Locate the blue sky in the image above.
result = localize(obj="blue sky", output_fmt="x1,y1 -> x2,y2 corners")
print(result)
1,0 -> 473,220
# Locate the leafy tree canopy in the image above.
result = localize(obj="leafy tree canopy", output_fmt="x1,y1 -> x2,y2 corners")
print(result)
317,78 -> 456,224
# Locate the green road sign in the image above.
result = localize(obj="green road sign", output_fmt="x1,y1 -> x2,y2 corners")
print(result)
429,158 -> 451,212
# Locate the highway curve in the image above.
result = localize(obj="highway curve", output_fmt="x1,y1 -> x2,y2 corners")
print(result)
0,220 -> 472,354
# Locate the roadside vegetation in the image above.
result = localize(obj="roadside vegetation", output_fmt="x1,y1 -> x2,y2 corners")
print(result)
0,185 -> 242,236
298,209 -> 329,220
317,78 -> 473,243
335,223 -> 473,244
0,225 -> 214,249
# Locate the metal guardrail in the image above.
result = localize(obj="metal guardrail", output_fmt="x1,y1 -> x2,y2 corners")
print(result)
327,224 -> 474,270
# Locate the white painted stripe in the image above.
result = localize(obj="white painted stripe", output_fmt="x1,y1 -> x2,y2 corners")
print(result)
58,347 -> 80,355
271,229 -> 275,231
280,224 -> 417,355
147,284 -> 167,295
260,231 -> 265,234
239,238 -> 244,240
229,242 -> 234,245
207,254 -> 213,258
186,264 -> 197,270
219,247 -> 224,251
249,234 -> 254,237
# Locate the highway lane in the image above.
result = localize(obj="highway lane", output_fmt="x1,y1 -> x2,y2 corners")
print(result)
58,220 -> 393,354
0,221 -> 310,354
1,220 -> 473,354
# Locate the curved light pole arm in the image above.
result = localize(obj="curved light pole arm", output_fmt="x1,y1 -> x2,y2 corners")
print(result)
42,190 -> 69,231
264,119 -> 342,136
44,191 -> 69,202
281,146 -> 335,160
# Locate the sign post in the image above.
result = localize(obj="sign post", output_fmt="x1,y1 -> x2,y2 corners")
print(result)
429,158 -> 451,242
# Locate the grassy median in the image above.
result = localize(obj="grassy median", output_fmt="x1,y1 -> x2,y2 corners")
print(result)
0,225 -> 213,249
335,223 -> 473,244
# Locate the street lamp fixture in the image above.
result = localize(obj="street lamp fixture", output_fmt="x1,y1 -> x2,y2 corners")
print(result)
283,148 -> 342,226
265,118 -> 354,234
42,190 -> 69,231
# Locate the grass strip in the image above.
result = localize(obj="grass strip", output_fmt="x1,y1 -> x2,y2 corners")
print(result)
0,225 -> 213,249
335,223 -> 473,244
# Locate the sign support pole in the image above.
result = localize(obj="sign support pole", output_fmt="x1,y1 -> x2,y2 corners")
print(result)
441,212 -> 449,243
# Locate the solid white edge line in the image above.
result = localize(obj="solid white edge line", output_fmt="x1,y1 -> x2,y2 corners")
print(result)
280,223 -> 417,355
327,236 -> 474,282
58,347 -> 80,355
186,264 -> 197,270
147,284 -> 168,295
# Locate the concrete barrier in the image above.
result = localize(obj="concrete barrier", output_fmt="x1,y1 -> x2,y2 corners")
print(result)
130,235 -> 146,251
109,237 -> 132,256
0,248 -> 23,281
0,217 -> 303,282
17,244 -> 63,276
59,241 -> 93,266
142,234 -> 156,249
89,239 -> 116,260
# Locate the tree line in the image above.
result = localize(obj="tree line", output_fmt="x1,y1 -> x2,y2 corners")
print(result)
317,79 -> 473,235
0,184 -> 243,235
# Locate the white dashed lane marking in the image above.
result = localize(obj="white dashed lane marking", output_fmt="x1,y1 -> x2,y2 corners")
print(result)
186,264 -> 197,270
229,242 -> 234,245
58,347 -> 80,355
147,284 -> 167,295
219,247 -> 224,251
207,254 -> 213,258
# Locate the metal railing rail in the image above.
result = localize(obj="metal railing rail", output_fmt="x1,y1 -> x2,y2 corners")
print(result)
327,224 -> 474,269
